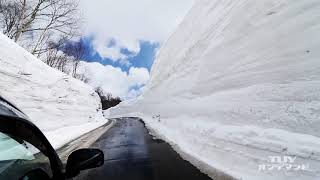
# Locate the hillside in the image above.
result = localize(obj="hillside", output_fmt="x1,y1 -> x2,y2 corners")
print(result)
110,0 -> 320,179
0,33 -> 107,149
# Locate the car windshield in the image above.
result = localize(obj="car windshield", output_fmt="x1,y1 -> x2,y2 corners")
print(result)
0,132 -> 52,180
0,133 -> 36,161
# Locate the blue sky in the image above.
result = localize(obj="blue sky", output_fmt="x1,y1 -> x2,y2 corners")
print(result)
69,37 -> 159,73
61,36 -> 158,99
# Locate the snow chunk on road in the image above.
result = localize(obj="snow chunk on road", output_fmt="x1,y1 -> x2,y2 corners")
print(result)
0,33 -> 107,149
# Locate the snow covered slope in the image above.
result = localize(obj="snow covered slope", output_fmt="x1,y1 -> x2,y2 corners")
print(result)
111,0 -> 320,179
0,33 -> 107,149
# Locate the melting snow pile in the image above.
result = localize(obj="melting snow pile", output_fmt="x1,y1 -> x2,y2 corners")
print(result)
0,33 -> 107,149
111,0 -> 320,179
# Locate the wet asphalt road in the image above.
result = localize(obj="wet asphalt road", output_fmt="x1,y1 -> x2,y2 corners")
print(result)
75,117 -> 212,180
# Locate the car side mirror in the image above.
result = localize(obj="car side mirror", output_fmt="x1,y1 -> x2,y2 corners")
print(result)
65,148 -> 104,178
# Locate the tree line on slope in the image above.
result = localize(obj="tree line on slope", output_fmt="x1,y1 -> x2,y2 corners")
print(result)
95,87 -> 122,110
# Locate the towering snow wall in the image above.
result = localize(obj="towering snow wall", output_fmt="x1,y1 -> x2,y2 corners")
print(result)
0,33 -> 107,148
111,0 -> 320,179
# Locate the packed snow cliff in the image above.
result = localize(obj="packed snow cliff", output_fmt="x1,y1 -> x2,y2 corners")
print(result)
0,33 -> 107,149
111,0 -> 320,179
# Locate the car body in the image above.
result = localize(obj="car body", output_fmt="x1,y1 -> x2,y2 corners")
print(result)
0,96 -> 104,180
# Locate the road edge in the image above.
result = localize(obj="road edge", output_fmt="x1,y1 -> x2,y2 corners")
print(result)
137,117 -> 238,180
57,119 -> 116,162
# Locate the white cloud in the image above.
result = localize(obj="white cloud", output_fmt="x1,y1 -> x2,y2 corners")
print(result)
92,39 -> 127,61
128,67 -> 150,86
79,62 -> 150,99
80,0 -> 194,60
126,88 -> 144,100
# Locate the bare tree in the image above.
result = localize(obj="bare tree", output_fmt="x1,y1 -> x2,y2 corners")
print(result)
95,87 -> 105,99
44,36 -> 71,73
76,73 -> 89,83
63,40 -> 87,77
45,48 -> 70,73
94,87 -> 122,110
0,0 -> 80,57
0,0 -> 23,38
43,36 -> 88,79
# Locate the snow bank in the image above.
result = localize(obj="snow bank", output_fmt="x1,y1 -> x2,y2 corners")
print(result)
0,33 -> 107,149
111,0 -> 320,179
